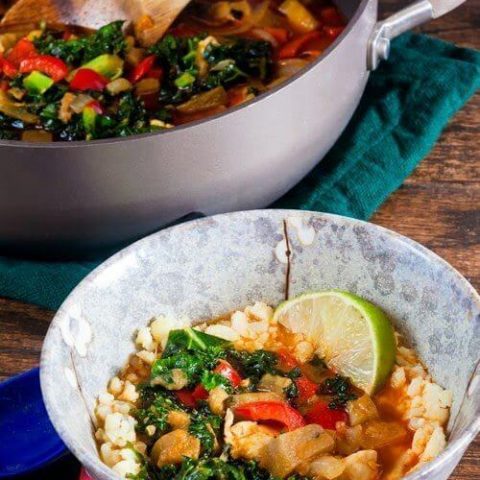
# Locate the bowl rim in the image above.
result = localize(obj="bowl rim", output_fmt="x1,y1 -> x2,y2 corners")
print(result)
0,0 -> 371,149
40,209 -> 480,480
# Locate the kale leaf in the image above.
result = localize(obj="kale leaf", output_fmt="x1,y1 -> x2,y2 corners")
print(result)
35,21 -> 126,65
320,374 -> 357,410
189,406 -> 222,456
200,371 -> 233,393
129,457 -> 310,480
151,328 -> 229,389
204,39 -> 273,81
134,387 -> 182,436
163,328 -> 230,357
226,349 -> 278,385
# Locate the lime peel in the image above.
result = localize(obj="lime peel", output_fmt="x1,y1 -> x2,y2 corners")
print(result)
273,290 -> 396,394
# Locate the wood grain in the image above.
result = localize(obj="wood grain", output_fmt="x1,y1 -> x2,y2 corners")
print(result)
0,0 -> 479,478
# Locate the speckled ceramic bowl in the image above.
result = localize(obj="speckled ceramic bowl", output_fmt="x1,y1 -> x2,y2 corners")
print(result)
40,210 -> 480,480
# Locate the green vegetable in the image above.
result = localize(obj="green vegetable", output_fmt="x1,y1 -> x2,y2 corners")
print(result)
204,39 -> 273,81
226,349 -> 278,385
175,72 -> 196,89
35,21 -> 126,65
82,105 -> 97,135
151,352 -> 204,386
134,388 -> 183,437
128,457 -> 309,480
152,328 -> 230,388
163,328 -> 230,357
22,71 -> 54,94
200,371 -> 233,393
82,54 -> 124,79
320,374 -> 357,410
189,407 -> 222,456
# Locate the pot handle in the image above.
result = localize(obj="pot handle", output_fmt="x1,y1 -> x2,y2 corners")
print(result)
367,0 -> 466,70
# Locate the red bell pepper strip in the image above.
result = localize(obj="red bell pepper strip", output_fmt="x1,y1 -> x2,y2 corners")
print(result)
79,468 -> 94,480
86,100 -> 104,114
320,6 -> 344,26
2,57 -> 18,78
304,400 -> 348,429
176,383 -> 210,407
175,389 -> 198,408
192,384 -> 209,401
234,400 -> 306,431
296,376 -> 318,403
129,54 -> 156,83
70,68 -> 109,91
263,27 -> 290,45
214,360 -> 242,387
277,348 -> 298,370
323,26 -> 344,39
147,67 -> 164,80
19,55 -> 69,82
7,38 -> 37,66
278,31 -> 322,59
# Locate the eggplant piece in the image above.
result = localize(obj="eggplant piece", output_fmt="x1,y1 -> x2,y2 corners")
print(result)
151,429 -> 201,467
258,373 -> 292,398
229,391 -> 284,407
259,424 -> 335,478
346,395 -> 379,427
360,420 -> 407,449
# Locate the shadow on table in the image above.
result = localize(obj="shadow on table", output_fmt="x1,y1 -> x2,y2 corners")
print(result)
15,454 -> 80,480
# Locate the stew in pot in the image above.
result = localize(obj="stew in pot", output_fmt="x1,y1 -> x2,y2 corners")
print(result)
0,0 -> 346,141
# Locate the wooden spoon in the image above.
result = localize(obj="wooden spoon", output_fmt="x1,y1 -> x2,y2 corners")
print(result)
0,0 -> 192,46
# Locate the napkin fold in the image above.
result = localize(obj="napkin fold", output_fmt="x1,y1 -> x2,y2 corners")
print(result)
1,33 -> 479,311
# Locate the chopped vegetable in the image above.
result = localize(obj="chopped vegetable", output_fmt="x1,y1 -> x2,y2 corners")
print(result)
259,425 -> 335,477
175,389 -> 198,408
176,86 -> 227,114
129,54 -> 157,83
82,102 -> 98,134
7,38 -> 37,66
0,90 -> 38,123
69,69 -> 109,91
304,400 -> 348,429
21,129 -> 52,141
81,53 -> 124,79
278,0 -> 319,33
276,349 -> 298,370
106,77 -> 133,95
320,374 -> 357,409
163,328 -> 230,357
295,376 -> 318,403
23,71 -> 54,94
262,27 -> 289,45
278,31 -> 322,59
234,400 -> 306,431
35,21 -> 126,64
19,55 -> 68,82
1,58 -> 17,78
213,360 -> 242,387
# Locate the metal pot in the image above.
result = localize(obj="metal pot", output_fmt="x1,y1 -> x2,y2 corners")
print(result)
0,0 -> 464,255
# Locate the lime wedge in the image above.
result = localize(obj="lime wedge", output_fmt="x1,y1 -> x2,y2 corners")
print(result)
273,290 -> 396,394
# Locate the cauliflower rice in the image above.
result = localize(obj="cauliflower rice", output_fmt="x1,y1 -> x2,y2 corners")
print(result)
95,302 -> 452,480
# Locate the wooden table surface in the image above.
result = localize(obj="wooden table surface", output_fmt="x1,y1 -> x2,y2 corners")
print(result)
0,0 -> 479,478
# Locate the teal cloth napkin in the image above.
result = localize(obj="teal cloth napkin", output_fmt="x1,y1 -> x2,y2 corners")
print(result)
1,33 -> 479,311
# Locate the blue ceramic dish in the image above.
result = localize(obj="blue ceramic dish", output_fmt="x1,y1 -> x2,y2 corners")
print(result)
0,368 -> 67,478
